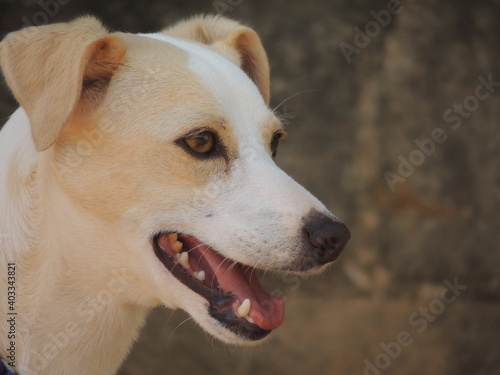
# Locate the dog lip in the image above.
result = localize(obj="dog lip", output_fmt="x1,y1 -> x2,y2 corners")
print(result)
152,232 -> 284,340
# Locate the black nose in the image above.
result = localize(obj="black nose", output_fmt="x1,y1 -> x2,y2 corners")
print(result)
304,212 -> 351,266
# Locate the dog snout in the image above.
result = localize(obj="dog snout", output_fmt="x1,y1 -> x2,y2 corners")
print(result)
304,212 -> 351,266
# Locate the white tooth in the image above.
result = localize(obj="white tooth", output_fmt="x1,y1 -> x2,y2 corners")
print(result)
237,298 -> 251,318
194,271 -> 205,281
178,252 -> 190,269
246,316 -> 255,324
168,233 -> 178,244
172,240 -> 183,252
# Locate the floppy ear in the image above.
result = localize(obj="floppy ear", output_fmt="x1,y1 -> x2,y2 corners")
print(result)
0,16 -> 126,151
164,15 -> 270,105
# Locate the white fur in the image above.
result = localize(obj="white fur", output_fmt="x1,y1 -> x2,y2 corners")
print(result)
0,108 -> 38,263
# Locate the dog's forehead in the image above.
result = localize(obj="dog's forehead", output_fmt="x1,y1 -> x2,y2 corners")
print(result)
137,33 -> 274,138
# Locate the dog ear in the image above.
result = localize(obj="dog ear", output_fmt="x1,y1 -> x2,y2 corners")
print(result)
0,16 -> 126,151
164,15 -> 270,105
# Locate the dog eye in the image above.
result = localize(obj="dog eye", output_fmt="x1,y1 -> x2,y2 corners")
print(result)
270,130 -> 285,157
183,131 -> 216,156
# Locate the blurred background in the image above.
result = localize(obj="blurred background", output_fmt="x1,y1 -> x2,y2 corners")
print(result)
1,0 -> 499,374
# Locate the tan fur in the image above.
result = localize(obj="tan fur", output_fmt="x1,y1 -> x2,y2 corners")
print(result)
164,15 -> 270,104
55,32 -> 225,222
0,17 -> 126,151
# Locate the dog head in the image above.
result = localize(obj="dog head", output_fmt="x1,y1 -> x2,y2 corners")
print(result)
0,16 -> 350,344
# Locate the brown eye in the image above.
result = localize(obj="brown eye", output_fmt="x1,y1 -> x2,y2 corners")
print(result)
271,130 -> 285,157
184,131 -> 216,156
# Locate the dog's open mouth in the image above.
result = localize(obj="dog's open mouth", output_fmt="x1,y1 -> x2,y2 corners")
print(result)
153,233 -> 284,341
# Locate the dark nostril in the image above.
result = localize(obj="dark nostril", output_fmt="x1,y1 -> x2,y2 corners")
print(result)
304,213 -> 351,266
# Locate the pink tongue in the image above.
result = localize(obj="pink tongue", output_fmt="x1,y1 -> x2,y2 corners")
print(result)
201,245 -> 284,331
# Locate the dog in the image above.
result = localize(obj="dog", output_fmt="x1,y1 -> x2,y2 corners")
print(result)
0,15 -> 350,374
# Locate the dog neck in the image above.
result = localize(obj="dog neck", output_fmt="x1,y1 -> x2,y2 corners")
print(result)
0,109 -> 148,375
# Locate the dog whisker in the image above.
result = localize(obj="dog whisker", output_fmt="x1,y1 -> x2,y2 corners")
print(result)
210,258 -> 233,298
167,315 -> 195,350
272,88 -> 325,115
